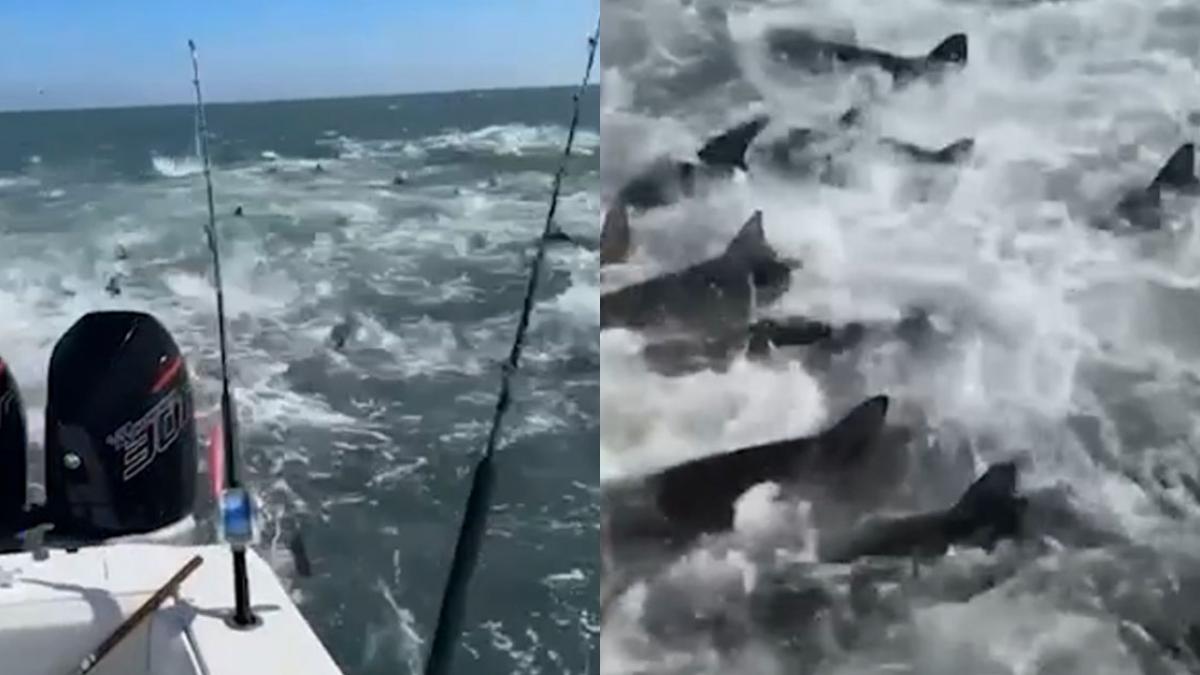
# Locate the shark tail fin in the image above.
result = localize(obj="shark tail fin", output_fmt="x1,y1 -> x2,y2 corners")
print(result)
697,115 -> 771,171
811,395 -> 890,470
600,202 -> 632,265
926,33 -> 968,66
936,138 -> 975,163
1150,143 -> 1198,190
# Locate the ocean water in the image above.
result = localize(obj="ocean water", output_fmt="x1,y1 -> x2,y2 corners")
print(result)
0,85 -> 600,674
600,0 -> 1200,673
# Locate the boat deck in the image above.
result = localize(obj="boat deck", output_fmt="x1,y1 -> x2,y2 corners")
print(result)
0,543 -> 344,674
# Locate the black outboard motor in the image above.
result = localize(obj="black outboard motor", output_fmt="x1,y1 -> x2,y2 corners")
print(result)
0,356 -> 28,537
43,311 -> 197,543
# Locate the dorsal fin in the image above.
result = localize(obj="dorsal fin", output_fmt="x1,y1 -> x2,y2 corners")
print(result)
697,115 -> 771,171
946,461 -> 1026,541
926,33 -> 967,66
723,210 -> 767,260
1150,143 -> 1197,190
950,462 -> 1017,516
600,202 -> 632,265
813,395 -> 889,469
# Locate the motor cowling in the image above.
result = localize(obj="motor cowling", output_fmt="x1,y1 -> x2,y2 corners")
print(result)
44,311 -> 197,542
0,357 -> 27,537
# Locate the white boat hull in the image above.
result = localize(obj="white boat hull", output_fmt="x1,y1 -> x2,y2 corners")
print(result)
0,542 -> 344,674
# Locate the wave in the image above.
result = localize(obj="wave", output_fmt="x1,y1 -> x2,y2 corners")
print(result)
419,123 -> 601,157
150,154 -> 203,178
0,176 -> 39,189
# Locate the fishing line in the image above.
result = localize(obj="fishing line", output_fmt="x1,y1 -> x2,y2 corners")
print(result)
422,18 -> 601,675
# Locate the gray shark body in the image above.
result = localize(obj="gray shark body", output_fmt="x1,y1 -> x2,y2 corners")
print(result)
600,211 -> 797,339
602,395 -> 1027,618
766,31 -> 968,86
615,112 -> 973,213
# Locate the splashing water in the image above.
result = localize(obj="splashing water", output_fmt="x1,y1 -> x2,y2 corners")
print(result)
601,0 -> 1200,672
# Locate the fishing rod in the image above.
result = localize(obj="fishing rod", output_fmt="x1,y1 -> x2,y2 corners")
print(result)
187,39 -> 258,629
422,19 -> 600,675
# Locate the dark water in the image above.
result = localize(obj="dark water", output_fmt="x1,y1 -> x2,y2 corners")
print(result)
0,85 -> 600,674
0,87 -> 599,179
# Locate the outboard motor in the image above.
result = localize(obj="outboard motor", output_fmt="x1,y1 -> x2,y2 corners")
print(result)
0,356 -> 28,537
43,311 -> 197,543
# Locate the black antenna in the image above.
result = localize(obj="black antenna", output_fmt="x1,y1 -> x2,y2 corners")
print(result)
187,39 -> 257,629
422,19 -> 600,675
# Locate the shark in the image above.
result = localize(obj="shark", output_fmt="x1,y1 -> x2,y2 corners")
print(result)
613,116 -> 773,212
628,307 -> 941,379
602,395 -> 1027,617
1110,143 -> 1200,231
600,211 -> 797,338
614,111 -> 974,213
767,30 -> 968,86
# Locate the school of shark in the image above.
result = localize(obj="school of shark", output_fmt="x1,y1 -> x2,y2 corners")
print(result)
599,9 -> 1200,674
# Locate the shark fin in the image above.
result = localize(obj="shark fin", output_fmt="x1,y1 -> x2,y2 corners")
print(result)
600,202 -> 632,265
926,33 -> 967,66
951,462 -> 1017,513
723,210 -> 768,259
813,395 -> 890,469
544,227 -> 574,245
1150,143 -> 1198,190
946,462 -> 1025,543
697,115 -> 771,171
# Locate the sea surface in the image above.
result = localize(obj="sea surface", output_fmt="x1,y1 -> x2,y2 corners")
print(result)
601,0 -> 1200,673
0,84 -> 600,674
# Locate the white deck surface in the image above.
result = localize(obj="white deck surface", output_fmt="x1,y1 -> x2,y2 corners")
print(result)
0,543 -> 344,674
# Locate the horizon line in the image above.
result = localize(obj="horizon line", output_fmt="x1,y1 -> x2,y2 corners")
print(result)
0,81 -> 600,116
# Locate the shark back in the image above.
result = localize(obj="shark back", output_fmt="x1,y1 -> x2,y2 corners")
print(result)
650,396 -> 891,541
768,30 -> 968,83
599,254 -> 753,332
600,211 -> 791,332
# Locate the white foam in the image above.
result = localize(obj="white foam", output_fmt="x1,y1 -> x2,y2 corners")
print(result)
0,176 -> 39,189
601,330 -> 826,480
420,124 -> 600,157
150,154 -> 203,178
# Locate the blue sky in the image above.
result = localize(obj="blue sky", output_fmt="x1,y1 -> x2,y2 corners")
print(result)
0,0 -> 599,111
